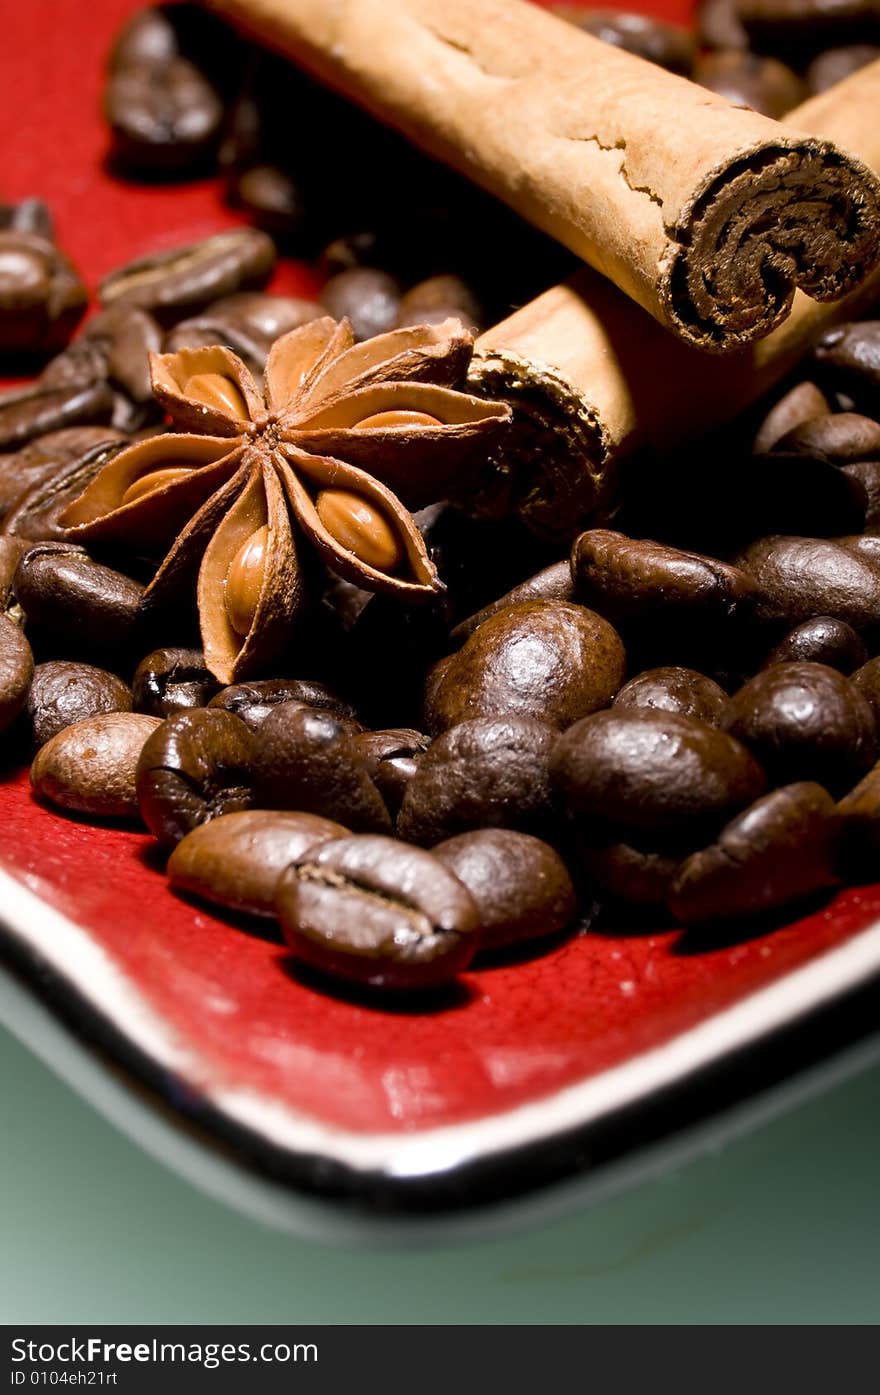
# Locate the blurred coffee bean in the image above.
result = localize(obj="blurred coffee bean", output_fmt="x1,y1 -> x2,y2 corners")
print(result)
813,322 -> 880,416
398,715 -> 558,846
0,199 -> 54,240
252,705 -> 391,832
209,677 -> 358,731
99,229 -> 276,325
752,381 -> 829,454
0,381 -> 115,453
552,7 -> 695,73
168,809 -> 348,917
734,536 -> 880,634
27,661 -> 132,748
32,712 -> 161,819
735,0 -> 880,63
165,292 -> 321,378
668,783 -> 840,926
319,269 -> 402,342
394,275 -> 483,334
849,657 -> 880,725
277,835 -> 480,991
551,709 -> 766,838
0,613 -> 33,733
319,232 -> 385,278
838,762 -> 880,876
226,164 -> 307,242
104,58 -> 224,174
0,427 -> 125,520
133,647 -> 219,718
450,561 -> 574,644
761,617 -> 868,673
136,708 -> 255,845
693,50 -> 805,117
613,667 -> 728,726
722,662 -> 877,793
433,829 -> 576,950
2,436 -> 128,541
806,43 -> 880,89
0,227 -> 86,354
775,412 -> 880,463
14,543 -> 144,660
578,837 -> 684,907
696,0 -> 749,49
425,599 -> 625,734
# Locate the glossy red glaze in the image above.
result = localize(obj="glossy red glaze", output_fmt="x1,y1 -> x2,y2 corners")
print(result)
3,0 -> 878,1145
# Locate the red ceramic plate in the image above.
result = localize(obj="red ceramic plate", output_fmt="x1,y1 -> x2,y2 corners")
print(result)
4,0 -> 880,1231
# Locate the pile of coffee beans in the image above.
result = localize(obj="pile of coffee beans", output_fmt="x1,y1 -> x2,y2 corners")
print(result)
3,3 -> 880,998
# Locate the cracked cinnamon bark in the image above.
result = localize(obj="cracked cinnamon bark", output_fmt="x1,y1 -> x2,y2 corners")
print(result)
207,0 -> 880,352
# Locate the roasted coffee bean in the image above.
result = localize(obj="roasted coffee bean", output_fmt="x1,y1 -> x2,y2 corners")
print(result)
76,304 -> 163,405
394,275 -> 483,334
105,56 -> 224,174
693,51 -> 805,118
433,829 -> 576,950
133,647 -> 219,719
0,426 -> 124,519
734,536 -> 880,634
813,321 -> 880,416
752,381 -> 830,455
761,617 -> 868,673
848,657 -> 880,725
0,228 -> 86,354
2,435 -> 128,542
351,727 -> 429,815
835,534 -> 880,570
14,543 -> 144,658
806,43 -> 880,90
0,381 -> 115,453
99,229 -> 276,325
578,838 -> 683,907
168,809 -> 348,917
0,536 -> 25,609
668,784 -> 840,926
165,292 -> 321,378
209,677 -> 358,731
397,715 -> 558,845
319,269 -> 402,343
252,705 -> 391,832
552,6 -> 695,73
551,709 -> 766,838
0,613 -> 33,733
136,708 -> 255,845
838,762 -> 880,876
735,0 -> 880,61
613,667 -> 728,726
27,661 -> 132,748
0,198 -> 54,240
32,712 -> 161,819
696,0 -> 749,49
425,600 -> 625,734
276,835 -> 480,990
319,231 -> 385,277
226,163 -> 307,241
449,561 -> 574,644
775,412 -> 880,463
842,461 -> 880,530
722,662 -> 877,794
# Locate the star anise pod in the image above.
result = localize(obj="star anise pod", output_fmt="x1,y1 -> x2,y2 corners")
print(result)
59,316 -> 510,682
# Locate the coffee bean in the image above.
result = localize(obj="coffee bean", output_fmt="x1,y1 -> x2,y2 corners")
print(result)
0,427 -> 125,520
722,662 -> 876,794
735,0 -> 880,63
276,835 -> 480,990
397,715 -> 558,845
813,321 -> 880,416
806,43 -> 880,91
0,199 -> 54,240
578,838 -> 684,907
0,614 -> 33,733
693,50 -> 805,117
252,704 -> 391,832
27,661 -> 132,748
2,435 -> 127,540
775,412 -> 880,463
668,783 -> 840,926
209,678 -> 358,731
394,275 -> 482,334
83,304 -> 164,405
133,647 -> 219,719
0,381 -> 115,453
551,709 -> 766,838
168,809 -> 348,917
696,0 -> 749,49
734,536 -> 880,634
752,381 -> 830,455
425,599 -> 625,733
613,667 -> 728,726
449,560 -> 574,644
105,57 -> 224,174
165,292 -> 321,378
433,828 -> 576,950
0,228 -> 87,354
848,657 -> 880,725
32,712 -> 161,819
319,269 -> 402,342
99,229 -> 276,325
838,762 -> 880,876
552,6 -> 695,73
0,536 -> 26,609
761,617 -> 868,673
226,163 -> 307,242
136,708 -> 255,845
14,543 -> 144,660
351,727 -> 429,816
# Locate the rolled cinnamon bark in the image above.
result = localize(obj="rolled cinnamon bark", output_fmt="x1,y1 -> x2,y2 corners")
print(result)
468,61 -> 880,538
206,0 -> 880,353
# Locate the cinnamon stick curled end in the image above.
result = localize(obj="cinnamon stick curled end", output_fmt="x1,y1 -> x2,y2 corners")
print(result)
664,139 -> 880,353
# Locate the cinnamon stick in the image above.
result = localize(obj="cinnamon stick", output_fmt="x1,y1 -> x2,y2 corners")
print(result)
468,61 -> 880,538
206,0 -> 880,353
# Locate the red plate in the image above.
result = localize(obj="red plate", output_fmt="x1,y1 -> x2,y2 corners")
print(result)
3,0 -> 880,1224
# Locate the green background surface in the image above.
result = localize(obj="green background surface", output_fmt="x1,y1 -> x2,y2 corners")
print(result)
1,1025 -> 879,1324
